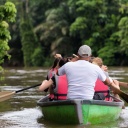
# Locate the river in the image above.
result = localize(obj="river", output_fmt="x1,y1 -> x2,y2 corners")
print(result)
0,67 -> 128,128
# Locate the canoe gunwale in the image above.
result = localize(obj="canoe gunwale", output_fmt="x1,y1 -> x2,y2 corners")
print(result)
37,96 -> 124,107
82,100 -> 124,107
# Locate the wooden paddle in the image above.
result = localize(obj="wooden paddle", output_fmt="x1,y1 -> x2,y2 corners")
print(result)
0,83 -> 41,102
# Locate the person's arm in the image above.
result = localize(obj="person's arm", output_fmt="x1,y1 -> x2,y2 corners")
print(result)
119,82 -> 128,88
103,77 -> 120,93
103,77 -> 112,86
97,66 -> 116,88
43,75 -> 49,92
39,79 -> 53,91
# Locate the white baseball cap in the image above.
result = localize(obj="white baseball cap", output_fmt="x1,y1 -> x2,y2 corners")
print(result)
78,45 -> 92,57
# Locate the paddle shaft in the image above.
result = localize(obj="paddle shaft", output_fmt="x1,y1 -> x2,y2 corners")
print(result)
15,83 -> 41,93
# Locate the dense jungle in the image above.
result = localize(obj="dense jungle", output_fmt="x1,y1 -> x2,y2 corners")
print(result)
0,1 -> 128,127
0,0 -> 128,68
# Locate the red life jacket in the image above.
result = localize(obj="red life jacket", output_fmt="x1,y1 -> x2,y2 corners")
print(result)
53,75 -> 68,100
94,79 -> 110,101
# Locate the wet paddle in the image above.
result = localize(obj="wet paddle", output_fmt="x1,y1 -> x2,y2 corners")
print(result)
0,83 -> 41,102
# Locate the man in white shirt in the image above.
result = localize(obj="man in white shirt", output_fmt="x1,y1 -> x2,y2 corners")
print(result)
58,45 -> 113,99
39,45 -> 119,100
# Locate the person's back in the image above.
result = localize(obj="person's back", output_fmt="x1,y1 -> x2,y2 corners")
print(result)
58,45 -> 107,100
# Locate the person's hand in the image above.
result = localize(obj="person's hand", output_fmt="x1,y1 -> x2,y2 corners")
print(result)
72,54 -> 79,58
71,54 -> 79,62
101,65 -> 108,71
113,80 -> 120,89
54,54 -> 62,58
110,79 -> 120,94
70,57 -> 78,62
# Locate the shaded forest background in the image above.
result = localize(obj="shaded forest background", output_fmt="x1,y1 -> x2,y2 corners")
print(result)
1,0 -> 128,67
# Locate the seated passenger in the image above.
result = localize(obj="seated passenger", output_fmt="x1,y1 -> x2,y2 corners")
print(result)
44,57 -> 60,98
39,58 -> 68,100
92,57 -> 120,100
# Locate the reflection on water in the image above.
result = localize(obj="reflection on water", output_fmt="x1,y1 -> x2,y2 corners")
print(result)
0,67 -> 128,128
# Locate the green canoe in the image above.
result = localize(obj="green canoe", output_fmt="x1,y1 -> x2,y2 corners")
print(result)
37,96 -> 124,125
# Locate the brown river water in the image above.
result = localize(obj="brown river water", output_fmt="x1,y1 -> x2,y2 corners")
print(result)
0,67 -> 128,128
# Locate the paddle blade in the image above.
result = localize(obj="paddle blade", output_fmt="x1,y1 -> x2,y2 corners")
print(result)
0,91 -> 15,102
119,91 -> 128,103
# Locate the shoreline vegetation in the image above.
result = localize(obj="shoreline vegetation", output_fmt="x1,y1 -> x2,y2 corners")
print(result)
0,0 -> 128,69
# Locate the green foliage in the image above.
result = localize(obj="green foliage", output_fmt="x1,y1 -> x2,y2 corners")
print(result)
69,0 -> 128,65
34,2 -> 73,57
0,21 -> 11,41
118,17 -> 128,55
2,0 -> 128,66
2,2 -> 17,22
98,43 -> 117,65
0,1 -> 16,70
43,57 -> 54,67
31,47 -> 45,66
20,18 -> 39,66
32,0 -> 128,66
0,40 -> 10,64
70,17 -> 87,36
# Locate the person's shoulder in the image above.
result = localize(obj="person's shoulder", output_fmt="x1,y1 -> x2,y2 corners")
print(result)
90,62 -> 98,67
91,63 -> 102,70
65,61 -> 74,65
61,61 -> 74,68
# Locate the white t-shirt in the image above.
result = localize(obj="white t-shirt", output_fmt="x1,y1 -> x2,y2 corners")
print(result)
58,60 -> 106,100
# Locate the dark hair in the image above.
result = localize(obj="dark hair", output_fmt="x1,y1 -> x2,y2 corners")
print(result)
58,58 -> 69,67
51,58 -> 60,69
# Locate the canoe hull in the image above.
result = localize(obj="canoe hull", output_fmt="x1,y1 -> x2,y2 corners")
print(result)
37,96 -> 124,125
